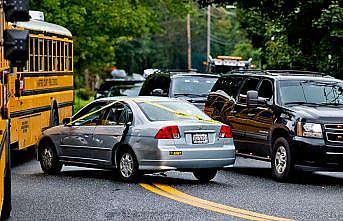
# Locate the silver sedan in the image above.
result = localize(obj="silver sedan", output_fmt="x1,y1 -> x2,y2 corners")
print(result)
37,97 -> 235,182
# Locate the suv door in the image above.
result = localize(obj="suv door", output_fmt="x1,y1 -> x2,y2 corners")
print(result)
245,78 -> 274,157
235,77 -> 260,154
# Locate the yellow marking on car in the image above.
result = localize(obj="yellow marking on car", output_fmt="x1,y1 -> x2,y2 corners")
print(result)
169,151 -> 183,156
140,183 -> 293,221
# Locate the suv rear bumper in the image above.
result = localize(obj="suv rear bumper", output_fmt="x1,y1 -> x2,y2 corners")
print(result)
293,136 -> 343,171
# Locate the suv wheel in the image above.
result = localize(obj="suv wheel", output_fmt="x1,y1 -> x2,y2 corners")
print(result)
117,149 -> 139,182
271,137 -> 294,181
193,169 -> 217,182
39,142 -> 62,174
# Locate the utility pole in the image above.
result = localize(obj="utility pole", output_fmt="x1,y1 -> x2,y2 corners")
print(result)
207,5 -> 211,59
187,13 -> 192,70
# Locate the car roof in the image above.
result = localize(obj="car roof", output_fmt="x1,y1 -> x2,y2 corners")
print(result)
151,71 -> 219,78
171,73 -> 219,78
222,70 -> 340,82
96,96 -> 183,103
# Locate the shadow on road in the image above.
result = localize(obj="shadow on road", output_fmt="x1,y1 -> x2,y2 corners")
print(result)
11,147 -> 36,168
226,166 -> 343,186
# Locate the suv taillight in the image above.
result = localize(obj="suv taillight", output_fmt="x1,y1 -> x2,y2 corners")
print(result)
155,126 -> 181,139
219,125 -> 232,138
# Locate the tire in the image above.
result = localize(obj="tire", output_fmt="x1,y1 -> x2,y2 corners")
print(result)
116,148 -> 139,182
39,142 -> 62,175
271,137 -> 294,182
193,169 -> 217,182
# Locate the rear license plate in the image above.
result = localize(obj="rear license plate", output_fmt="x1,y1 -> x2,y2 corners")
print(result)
192,133 -> 208,144
169,151 -> 183,156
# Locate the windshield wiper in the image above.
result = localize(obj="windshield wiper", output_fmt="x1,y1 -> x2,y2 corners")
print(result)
284,101 -> 324,106
320,102 -> 343,106
174,93 -> 206,98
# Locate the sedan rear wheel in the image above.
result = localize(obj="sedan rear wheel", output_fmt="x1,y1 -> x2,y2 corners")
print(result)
39,143 -> 62,174
117,149 -> 139,182
193,169 -> 217,182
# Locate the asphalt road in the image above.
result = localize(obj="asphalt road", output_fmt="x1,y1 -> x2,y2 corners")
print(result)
9,150 -> 343,221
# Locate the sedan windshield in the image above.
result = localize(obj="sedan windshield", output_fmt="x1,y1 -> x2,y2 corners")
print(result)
171,76 -> 218,97
279,80 -> 343,106
138,101 -> 212,122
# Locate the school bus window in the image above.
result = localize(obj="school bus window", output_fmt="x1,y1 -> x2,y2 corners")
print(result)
44,39 -> 48,72
49,40 -> 53,71
61,42 -> 65,71
65,42 -> 69,71
39,38 -> 44,71
52,40 -> 56,71
69,43 -> 73,71
34,38 -> 39,71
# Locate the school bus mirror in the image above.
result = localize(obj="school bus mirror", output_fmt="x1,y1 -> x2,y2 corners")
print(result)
4,29 -> 29,68
62,118 -> 71,126
4,0 -> 30,22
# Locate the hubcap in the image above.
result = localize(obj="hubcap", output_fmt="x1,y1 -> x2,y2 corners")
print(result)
120,153 -> 133,178
42,147 -> 53,169
275,146 -> 287,174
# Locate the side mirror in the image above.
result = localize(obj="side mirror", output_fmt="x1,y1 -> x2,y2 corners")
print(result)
4,0 -> 30,22
151,88 -> 164,96
62,118 -> 71,126
247,90 -> 258,108
4,30 -> 29,67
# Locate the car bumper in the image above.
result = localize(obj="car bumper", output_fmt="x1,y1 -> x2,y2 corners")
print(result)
293,136 -> 343,171
137,145 -> 236,171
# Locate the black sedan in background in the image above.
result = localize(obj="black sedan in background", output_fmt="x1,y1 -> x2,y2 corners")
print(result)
139,71 -> 219,110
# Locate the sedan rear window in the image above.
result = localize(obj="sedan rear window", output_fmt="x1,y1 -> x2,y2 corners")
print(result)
138,101 -> 211,122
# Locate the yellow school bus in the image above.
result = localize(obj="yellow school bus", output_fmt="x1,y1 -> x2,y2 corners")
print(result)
8,13 -> 74,151
0,0 -> 31,219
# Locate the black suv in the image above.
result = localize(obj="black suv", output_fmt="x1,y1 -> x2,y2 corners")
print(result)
139,71 -> 219,109
204,70 -> 343,181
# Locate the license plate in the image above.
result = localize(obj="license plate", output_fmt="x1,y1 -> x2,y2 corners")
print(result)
192,133 -> 208,144
169,151 -> 183,156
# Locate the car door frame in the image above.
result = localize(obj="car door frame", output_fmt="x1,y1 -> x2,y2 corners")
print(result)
92,102 -> 134,166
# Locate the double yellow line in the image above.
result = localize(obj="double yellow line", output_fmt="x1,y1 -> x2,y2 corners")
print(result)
140,183 -> 293,221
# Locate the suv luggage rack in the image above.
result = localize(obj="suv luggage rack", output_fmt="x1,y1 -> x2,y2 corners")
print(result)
229,69 -> 332,78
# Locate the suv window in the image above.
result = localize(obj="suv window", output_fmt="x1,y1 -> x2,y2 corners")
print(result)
258,79 -> 273,99
240,78 -> 260,95
238,78 -> 260,103
211,76 -> 243,97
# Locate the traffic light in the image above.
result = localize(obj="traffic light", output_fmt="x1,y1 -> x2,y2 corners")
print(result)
4,0 -> 30,22
4,29 -> 29,67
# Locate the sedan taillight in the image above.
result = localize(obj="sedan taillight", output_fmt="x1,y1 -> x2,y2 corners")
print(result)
155,125 -> 181,139
219,125 -> 232,138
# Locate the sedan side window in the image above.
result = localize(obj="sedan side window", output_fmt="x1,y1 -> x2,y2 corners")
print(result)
101,104 -> 133,126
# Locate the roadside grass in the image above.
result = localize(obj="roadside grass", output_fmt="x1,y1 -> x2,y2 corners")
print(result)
73,91 -> 94,113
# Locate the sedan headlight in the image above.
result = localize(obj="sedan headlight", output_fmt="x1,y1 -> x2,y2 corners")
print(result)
297,122 -> 323,138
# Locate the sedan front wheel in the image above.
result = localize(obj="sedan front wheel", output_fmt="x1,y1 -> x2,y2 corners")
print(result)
39,143 -> 62,174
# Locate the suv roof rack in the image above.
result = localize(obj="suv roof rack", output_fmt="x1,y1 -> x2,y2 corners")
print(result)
227,69 -> 332,78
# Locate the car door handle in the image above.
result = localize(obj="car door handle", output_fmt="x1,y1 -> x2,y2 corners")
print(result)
247,113 -> 255,117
